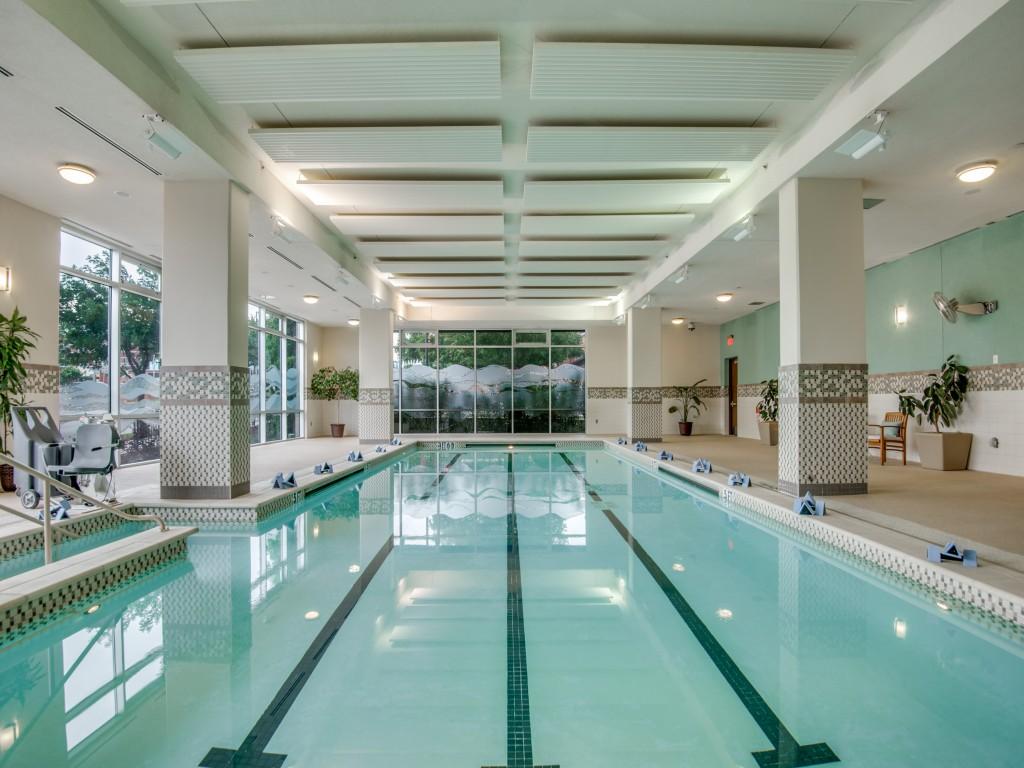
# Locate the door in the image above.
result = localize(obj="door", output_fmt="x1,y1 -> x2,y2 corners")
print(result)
727,357 -> 738,436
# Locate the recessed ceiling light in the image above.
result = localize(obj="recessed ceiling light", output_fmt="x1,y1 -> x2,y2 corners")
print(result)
672,562 -> 685,572
347,319 -> 360,327
86,604 -> 101,614
58,163 -> 96,185
955,161 -> 997,183
671,317 -> 686,325
716,293 -> 734,303
716,608 -> 733,620
304,610 -> 320,620
261,294 -> 276,301
303,294 -> 319,304
348,564 -> 361,573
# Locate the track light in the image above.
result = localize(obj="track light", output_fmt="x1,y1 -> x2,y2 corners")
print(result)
271,216 -> 298,244
143,114 -> 184,160
732,215 -> 756,242
672,265 -> 690,284
835,110 -> 888,159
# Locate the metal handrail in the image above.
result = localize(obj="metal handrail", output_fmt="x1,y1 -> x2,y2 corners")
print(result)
1,453 -> 166,564
0,500 -> 80,538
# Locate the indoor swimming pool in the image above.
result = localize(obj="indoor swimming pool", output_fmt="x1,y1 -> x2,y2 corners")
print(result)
0,446 -> 1022,767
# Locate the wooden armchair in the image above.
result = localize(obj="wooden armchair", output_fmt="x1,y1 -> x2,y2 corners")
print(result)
868,411 -> 908,465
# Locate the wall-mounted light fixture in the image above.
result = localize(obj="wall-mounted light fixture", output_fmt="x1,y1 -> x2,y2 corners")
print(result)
726,334 -> 735,347
0,266 -> 10,292
894,305 -> 908,327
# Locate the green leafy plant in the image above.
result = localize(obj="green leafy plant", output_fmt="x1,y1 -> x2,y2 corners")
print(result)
667,378 -> 708,423
755,378 -> 779,422
896,354 -> 969,433
0,307 -> 41,455
310,366 -> 359,423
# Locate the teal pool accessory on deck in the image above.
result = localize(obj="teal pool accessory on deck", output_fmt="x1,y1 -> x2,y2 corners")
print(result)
927,541 -> 978,567
728,472 -> 751,487
313,462 -> 333,475
692,457 -> 712,473
793,491 -> 825,516
346,450 -> 364,462
633,441 -> 648,452
272,472 -> 297,489
657,450 -> 674,461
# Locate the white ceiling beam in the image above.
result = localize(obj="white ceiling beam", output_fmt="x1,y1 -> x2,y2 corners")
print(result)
298,179 -> 505,211
521,213 -> 693,237
332,214 -> 505,238
527,126 -> 777,163
523,178 -> 729,211
621,0 -> 1011,313
251,126 -> 502,164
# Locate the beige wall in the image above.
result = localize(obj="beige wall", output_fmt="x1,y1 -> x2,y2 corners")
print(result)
662,323 -> 724,435
307,324 -> 360,437
0,194 -> 59,366
585,324 -> 627,434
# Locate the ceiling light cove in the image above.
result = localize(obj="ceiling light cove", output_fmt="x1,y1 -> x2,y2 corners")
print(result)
955,161 -> 997,183
58,163 -> 96,185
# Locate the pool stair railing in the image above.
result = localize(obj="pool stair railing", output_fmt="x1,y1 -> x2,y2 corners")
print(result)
793,491 -> 825,516
927,541 -> 978,568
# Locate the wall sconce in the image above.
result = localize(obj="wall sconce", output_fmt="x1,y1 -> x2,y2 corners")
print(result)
0,266 -> 10,292
894,305 -> 908,327
312,350 -> 319,364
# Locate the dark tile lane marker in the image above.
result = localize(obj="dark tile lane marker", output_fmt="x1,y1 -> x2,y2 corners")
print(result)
418,452 -> 464,500
558,453 -> 839,768
483,451 -> 559,768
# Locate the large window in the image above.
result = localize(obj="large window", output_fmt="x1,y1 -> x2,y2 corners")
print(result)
59,231 -> 161,464
248,303 -> 304,444
393,330 -> 585,434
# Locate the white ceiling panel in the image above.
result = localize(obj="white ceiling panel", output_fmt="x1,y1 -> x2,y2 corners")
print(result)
405,288 -> 508,298
523,178 -> 729,212
516,274 -> 628,287
357,241 -> 506,258
391,275 -> 509,288
531,42 -> 856,101
377,259 -> 506,274
298,179 -> 504,211
514,287 -> 615,298
250,126 -> 502,164
521,214 -> 693,238
528,126 -> 777,164
518,240 -> 667,257
333,214 -> 505,238
175,41 -> 501,103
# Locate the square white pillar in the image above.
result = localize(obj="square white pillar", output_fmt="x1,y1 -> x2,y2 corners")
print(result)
777,178 -> 868,496
357,308 -> 394,442
160,180 -> 250,499
627,307 -> 663,441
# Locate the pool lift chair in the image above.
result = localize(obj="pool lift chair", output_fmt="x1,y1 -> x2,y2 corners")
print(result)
11,406 -> 119,510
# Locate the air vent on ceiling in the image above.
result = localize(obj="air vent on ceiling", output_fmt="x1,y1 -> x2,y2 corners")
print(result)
748,301 -> 766,306
863,198 -> 886,210
266,245 -> 303,270
344,296 -> 362,309
0,64 -> 13,77
55,106 -> 162,176
311,275 -> 337,292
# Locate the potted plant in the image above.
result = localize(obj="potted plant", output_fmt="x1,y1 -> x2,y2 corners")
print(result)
755,378 -> 779,446
896,354 -> 971,470
310,366 -> 359,437
0,308 -> 41,491
667,378 -> 708,436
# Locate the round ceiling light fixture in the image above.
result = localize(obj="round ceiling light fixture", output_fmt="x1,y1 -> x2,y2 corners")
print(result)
58,163 -> 96,185
715,292 -> 734,303
671,317 -> 686,326
347,318 -> 360,327
955,161 -> 997,184
303,294 -> 319,304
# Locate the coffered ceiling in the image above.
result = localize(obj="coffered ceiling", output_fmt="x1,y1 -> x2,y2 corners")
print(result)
95,0 -> 928,312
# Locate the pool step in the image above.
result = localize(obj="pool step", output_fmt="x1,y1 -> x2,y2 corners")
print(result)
0,525 -> 196,640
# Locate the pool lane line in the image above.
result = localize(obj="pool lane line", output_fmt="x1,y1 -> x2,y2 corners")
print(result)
483,451 -> 560,768
557,453 -> 839,768
417,452 -> 463,500
199,534 -> 394,768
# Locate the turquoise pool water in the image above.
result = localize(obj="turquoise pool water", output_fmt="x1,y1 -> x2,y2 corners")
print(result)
0,519 -> 148,582
0,446 -> 1022,767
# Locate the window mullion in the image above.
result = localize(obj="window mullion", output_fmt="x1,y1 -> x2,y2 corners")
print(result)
109,250 -> 121,419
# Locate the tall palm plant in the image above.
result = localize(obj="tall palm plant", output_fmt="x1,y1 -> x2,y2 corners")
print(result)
0,307 -> 41,455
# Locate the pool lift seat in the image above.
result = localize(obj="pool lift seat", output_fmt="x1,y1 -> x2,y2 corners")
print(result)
11,406 -> 118,509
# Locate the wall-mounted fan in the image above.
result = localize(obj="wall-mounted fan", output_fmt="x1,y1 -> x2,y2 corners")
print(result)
932,292 -> 999,323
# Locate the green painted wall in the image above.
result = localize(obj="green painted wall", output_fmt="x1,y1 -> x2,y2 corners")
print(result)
720,303 -> 780,385
719,212 -> 1024,376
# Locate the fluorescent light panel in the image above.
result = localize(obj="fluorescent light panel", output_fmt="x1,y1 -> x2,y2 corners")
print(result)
527,126 -> 777,163
521,213 -> 693,237
331,214 -> 504,238
251,126 -> 502,164
298,179 -> 504,211
522,178 -> 729,211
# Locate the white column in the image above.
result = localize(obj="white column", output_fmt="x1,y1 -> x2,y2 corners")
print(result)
357,308 -> 394,442
160,180 -> 250,499
626,307 -> 663,441
777,178 -> 868,496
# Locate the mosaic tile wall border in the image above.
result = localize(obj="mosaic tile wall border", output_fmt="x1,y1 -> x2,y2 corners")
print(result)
0,537 -> 188,640
868,361 -> 1024,394
23,363 -> 59,394
588,387 -> 627,400
607,441 -> 1024,634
